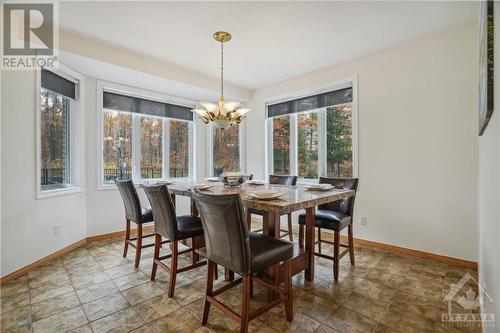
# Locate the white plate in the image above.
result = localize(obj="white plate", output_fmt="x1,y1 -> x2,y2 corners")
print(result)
248,180 -> 265,185
304,184 -> 334,191
248,191 -> 285,200
160,180 -> 175,185
190,184 -> 212,190
204,177 -> 220,182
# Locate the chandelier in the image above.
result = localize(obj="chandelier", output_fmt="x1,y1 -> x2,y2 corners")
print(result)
192,31 -> 250,129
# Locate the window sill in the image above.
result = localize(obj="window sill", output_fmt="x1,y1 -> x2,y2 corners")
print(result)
97,178 -> 193,191
37,186 -> 84,199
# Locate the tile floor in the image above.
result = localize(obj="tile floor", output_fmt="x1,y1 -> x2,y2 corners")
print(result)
0,229 -> 481,333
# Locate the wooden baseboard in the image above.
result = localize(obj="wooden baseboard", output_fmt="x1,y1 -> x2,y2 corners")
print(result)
0,225 -> 155,285
0,239 -> 87,285
283,223 -> 477,270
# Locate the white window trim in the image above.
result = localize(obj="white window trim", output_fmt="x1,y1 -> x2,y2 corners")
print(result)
264,77 -> 359,183
96,80 -> 197,190
207,120 -> 247,177
36,63 -> 86,199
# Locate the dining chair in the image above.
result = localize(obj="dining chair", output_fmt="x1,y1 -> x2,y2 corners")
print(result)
191,189 -> 294,333
298,177 -> 359,281
143,184 -> 210,297
246,175 -> 298,241
115,179 -> 156,267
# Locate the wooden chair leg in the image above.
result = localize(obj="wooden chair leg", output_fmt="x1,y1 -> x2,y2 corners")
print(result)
151,234 -> 161,281
298,224 -> 304,249
333,231 -> 340,281
213,263 -> 219,281
284,259 -> 293,322
192,236 -> 199,264
123,218 -> 130,257
240,276 -> 251,333
168,241 -> 178,297
348,224 -> 355,265
246,211 -> 252,231
317,228 -> 322,254
202,260 -> 214,325
287,213 -> 293,242
134,224 -> 143,267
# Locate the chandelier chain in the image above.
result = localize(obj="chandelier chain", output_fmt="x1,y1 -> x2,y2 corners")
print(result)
221,41 -> 224,99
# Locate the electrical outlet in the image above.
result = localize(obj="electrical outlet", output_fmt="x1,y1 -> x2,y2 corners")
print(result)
360,216 -> 367,225
53,224 -> 60,236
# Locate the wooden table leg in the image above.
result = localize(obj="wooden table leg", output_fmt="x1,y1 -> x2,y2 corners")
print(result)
190,198 -> 200,263
263,211 -> 281,301
305,206 -> 315,281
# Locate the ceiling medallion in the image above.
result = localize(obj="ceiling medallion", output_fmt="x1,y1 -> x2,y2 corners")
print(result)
191,31 -> 250,129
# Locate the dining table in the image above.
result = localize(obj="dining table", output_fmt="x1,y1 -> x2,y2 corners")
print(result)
156,180 -> 355,285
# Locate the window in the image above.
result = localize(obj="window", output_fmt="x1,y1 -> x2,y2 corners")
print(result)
99,83 -> 194,186
140,117 -> 163,179
212,125 -> 241,176
326,103 -> 353,177
169,120 -> 190,178
37,66 -> 84,198
272,116 -> 291,175
267,83 -> 356,181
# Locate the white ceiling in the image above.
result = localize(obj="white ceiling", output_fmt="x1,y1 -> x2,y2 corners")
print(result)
59,1 -> 478,90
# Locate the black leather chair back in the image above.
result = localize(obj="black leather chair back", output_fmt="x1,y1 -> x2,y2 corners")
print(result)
191,190 -> 251,276
318,177 -> 359,216
269,175 -> 297,186
143,185 -> 178,240
115,179 -> 142,223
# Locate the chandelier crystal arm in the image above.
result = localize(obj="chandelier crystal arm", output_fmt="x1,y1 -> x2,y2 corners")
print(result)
191,31 -> 251,129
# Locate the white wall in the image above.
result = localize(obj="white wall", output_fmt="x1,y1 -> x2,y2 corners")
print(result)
478,3 -> 500,331
1,70 -> 87,276
247,24 -> 479,261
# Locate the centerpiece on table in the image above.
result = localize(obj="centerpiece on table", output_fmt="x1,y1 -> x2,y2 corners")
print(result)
218,172 -> 252,188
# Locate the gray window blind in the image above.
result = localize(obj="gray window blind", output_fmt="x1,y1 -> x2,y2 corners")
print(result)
267,87 -> 352,118
103,91 -> 193,121
41,69 -> 76,100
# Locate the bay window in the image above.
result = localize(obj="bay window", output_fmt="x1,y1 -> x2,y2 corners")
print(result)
99,83 -> 194,186
266,83 -> 356,181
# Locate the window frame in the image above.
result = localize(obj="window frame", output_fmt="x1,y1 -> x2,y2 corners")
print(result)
207,120 -> 246,177
36,63 -> 86,199
265,78 -> 358,183
96,80 -> 196,190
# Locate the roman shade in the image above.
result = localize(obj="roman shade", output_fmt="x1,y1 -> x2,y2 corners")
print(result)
267,86 -> 352,118
103,91 -> 193,121
41,69 -> 77,100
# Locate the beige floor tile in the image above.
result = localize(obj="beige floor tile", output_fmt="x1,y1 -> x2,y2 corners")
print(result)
0,305 -> 31,333
113,271 -> 150,291
379,305 -> 434,333
105,263 -> 140,279
122,281 -> 164,305
31,291 -> 80,321
134,293 -> 182,322
324,305 -> 377,333
342,292 -> 390,323
82,292 -> 130,321
148,307 -> 201,333
0,291 -> 30,314
69,270 -> 110,289
90,307 -> 145,333
32,306 -> 88,333
67,324 -> 93,333
75,280 -> 119,304
29,279 -> 75,304
0,279 -> 29,298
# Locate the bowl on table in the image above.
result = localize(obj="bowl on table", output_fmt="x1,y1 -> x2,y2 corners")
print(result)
303,184 -> 335,191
